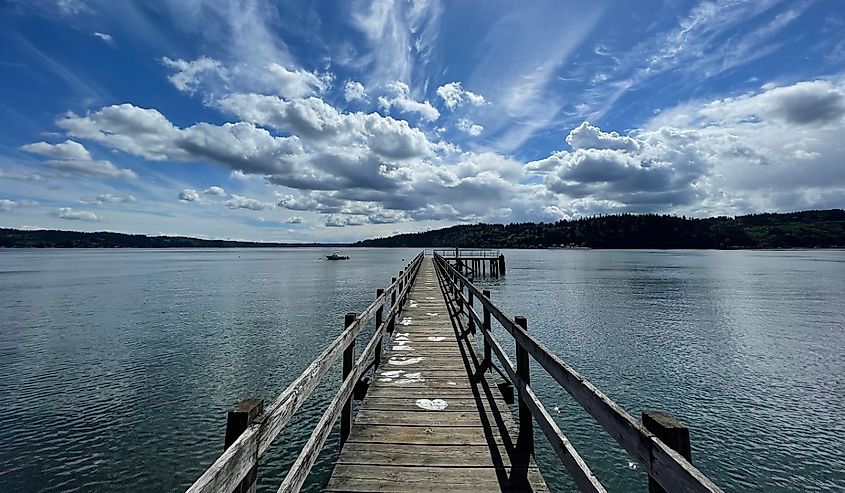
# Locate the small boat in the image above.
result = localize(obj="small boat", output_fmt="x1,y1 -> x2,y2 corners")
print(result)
326,251 -> 350,260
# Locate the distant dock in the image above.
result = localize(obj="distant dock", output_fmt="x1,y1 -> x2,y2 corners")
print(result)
187,250 -> 722,493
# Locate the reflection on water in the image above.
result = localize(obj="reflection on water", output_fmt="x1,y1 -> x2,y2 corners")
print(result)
476,249 -> 845,492
0,248 -> 842,492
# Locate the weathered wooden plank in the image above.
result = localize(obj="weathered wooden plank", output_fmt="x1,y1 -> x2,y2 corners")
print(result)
346,423 -> 503,445
355,409 -> 508,427
325,464 -> 548,493
336,442 -> 525,467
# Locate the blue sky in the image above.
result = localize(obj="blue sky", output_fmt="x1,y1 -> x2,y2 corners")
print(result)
1,0 -> 844,242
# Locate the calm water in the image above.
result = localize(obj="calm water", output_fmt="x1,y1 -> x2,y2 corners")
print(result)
0,248 -> 843,492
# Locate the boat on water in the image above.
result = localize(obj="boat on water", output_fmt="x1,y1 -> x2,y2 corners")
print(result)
326,251 -> 350,260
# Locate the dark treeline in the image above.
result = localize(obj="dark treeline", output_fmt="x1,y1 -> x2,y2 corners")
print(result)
356,209 -> 845,249
0,228 -> 339,248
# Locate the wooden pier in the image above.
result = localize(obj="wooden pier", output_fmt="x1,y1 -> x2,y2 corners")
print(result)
187,250 -> 722,493
325,258 -> 545,492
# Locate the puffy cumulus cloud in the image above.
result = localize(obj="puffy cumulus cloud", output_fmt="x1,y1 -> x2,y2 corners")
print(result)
528,79 -> 845,215
378,81 -> 440,121
344,80 -> 368,102
203,186 -> 226,196
53,207 -> 101,221
273,149 -> 542,225
219,93 -> 432,160
57,104 -> 307,179
20,139 -> 137,179
285,216 -> 303,224
80,193 -> 136,205
325,214 -> 368,227
224,194 -> 275,210
456,118 -> 483,136
179,189 -> 200,202
566,122 -> 640,152
266,63 -> 332,98
21,139 -> 91,160
161,56 -> 226,94
695,80 -> 845,126
436,82 -> 486,109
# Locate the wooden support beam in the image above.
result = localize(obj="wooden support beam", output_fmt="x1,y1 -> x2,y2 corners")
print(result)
388,278 -> 397,334
341,312 -> 356,446
374,289 -> 384,370
224,398 -> 264,493
482,289 -> 491,367
515,316 -> 533,456
467,276 -> 475,334
643,411 -> 692,493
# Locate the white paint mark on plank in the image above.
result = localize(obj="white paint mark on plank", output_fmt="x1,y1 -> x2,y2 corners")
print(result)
388,356 -> 424,366
415,399 -> 448,411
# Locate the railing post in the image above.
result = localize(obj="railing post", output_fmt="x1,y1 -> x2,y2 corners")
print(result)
515,316 -> 533,456
388,278 -> 397,334
224,397 -> 264,493
467,276 -> 475,334
456,277 -> 464,314
398,270 -> 404,303
482,289 -> 491,366
375,289 -> 384,370
341,312 -> 356,447
642,411 -> 692,493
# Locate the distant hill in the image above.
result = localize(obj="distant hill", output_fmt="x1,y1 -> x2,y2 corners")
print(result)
0,228 -> 343,248
355,209 -> 845,249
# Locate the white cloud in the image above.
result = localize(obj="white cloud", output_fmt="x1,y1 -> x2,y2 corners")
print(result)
203,186 -> 226,196
0,199 -> 38,211
43,160 -> 137,179
528,78 -> 845,215
92,32 -> 114,45
179,189 -> 200,202
285,216 -> 303,224
266,63 -> 332,98
456,118 -> 483,136
344,80 -> 368,102
53,207 -> 101,221
20,139 -> 137,179
349,0 -> 443,85
436,82 -> 486,109
224,194 -> 275,210
80,193 -> 136,204
21,139 -> 91,160
566,122 -> 640,152
377,81 -> 440,121
218,93 -> 433,160
57,0 -> 88,15
325,214 -> 368,227
161,56 -> 225,94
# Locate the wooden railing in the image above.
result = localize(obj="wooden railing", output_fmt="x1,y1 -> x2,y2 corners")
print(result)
432,248 -> 501,258
432,253 -> 723,493
187,252 -> 425,493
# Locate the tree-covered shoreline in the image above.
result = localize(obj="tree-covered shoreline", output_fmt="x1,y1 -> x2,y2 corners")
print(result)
355,209 -> 845,249
0,228 -> 339,248
3,209 -> 844,249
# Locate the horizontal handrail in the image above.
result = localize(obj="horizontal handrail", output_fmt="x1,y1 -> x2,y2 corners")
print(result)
188,252 -> 424,493
432,248 -> 500,258
278,257 -> 422,492
433,258 -> 605,493
433,253 -> 722,493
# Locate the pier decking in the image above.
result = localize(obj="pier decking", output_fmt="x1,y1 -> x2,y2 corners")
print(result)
188,250 -> 722,493
326,258 -> 546,492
